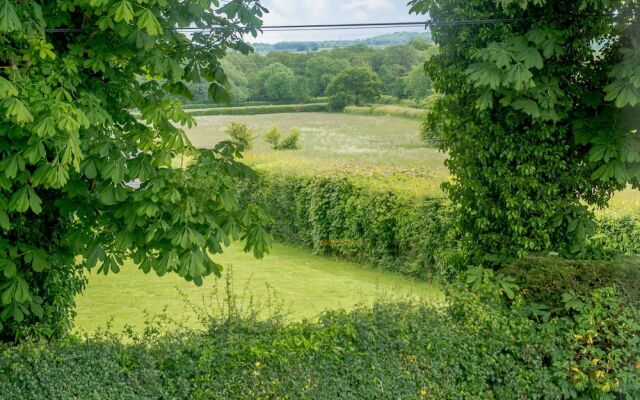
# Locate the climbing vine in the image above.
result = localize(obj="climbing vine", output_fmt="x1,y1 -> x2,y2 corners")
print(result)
410,0 -> 639,260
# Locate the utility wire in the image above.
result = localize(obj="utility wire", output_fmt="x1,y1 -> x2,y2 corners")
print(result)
43,19 -> 536,34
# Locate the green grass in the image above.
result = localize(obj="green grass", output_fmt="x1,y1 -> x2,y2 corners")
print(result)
188,112 -> 640,210
74,242 -> 442,334
189,112 -> 449,197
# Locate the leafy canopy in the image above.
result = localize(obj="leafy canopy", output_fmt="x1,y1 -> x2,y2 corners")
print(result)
0,0 -> 271,340
326,66 -> 382,110
410,0 -> 639,260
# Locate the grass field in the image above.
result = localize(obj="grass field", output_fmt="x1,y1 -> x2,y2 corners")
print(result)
74,243 -> 442,334
188,112 -> 640,209
189,112 -> 448,197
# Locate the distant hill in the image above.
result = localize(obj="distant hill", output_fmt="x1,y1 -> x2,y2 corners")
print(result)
251,32 -> 432,53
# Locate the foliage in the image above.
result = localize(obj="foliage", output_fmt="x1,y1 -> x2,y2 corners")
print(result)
304,57 -> 349,97
225,122 -> 254,150
244,171 -> 639,280
592,215 -> 640,256
0,300 -> 557,399
404,64 -> 433,100
550,287 -> 640,398
410,0 -> 640,259
3,279 -> 639,399
263,127 -> 300,151
242,172 -> 457,279
0,0 -> 272,341
326,67 -> 383,110
256,62 -> 297,102
188,103 -> 329,116
503,257 -> 640,309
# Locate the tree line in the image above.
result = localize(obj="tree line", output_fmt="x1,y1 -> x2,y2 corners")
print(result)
187,38 -> 436,107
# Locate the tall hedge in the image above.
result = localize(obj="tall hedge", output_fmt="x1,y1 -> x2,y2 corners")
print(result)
245,172 -> 640,279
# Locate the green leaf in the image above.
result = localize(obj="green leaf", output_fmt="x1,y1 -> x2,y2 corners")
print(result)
111,0 -> 134,23
2,98 -> 33,125
27,249 -> 51,272
9,186 -> 29,213
0,0 -> 21,33
0,260 -> 16,278
136,9 -> 162,36
27,186 -> 42,214
0,210 -> 9,231
33,116 -> 57,137
0,76 -> 18,97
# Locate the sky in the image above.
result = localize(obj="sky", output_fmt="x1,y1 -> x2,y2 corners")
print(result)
251,0 -> 427,43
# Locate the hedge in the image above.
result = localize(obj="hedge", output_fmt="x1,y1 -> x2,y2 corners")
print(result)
188,103 -> 329,116
242,172 -> 454,279
244,172 -> 640,279
183,101 -> 272,110
344,105 -> 427,120
2,285 -> 638,400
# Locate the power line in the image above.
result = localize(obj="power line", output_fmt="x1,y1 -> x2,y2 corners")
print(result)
43,19 -> 536,34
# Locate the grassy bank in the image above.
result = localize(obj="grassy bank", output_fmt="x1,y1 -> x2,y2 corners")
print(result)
74,243 -> 441,333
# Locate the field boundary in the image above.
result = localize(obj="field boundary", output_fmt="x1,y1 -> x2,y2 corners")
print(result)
188,103 -> 330,116
344,105 -> 427,120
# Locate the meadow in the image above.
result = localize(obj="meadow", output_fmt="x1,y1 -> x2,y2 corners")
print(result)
74,111 -> 639,333
75,242 -> 441,333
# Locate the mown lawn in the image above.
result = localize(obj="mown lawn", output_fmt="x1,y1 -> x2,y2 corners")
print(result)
74,242 -> 442,334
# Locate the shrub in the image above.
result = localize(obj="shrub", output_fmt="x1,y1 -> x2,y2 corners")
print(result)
263,128 -> 300,151
242,172 -> 456,279
225,122 -> 254,150
503,257 -> 640,308
188,103 -> 329,116
2,284 -> 637,399
243,172 -> 639,280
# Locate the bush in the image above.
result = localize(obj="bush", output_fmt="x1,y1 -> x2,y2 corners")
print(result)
188,103 -> 329,116
243,172 -> 639,280
504,257 -> 640,308
263,128 -> 300,151
242,172 -> 456,279
2,284 -> 637,399
225,122 -> 254,150
592,215 -> 640,256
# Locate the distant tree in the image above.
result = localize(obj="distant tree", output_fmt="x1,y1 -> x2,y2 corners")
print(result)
379,64 -> 409,98
409,38 -> 433,51
222,60 -> 250,103
404,65 -> 432,100
381,46 -> 420,71
305,57 -> 349,97
259,63 -> 296,102
326,67 -> 382,110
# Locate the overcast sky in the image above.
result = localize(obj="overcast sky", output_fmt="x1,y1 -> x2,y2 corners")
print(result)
252,0 -> 426,43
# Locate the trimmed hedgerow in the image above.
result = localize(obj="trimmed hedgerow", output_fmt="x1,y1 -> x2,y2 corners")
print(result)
188,103 -> 329,116
244,172 -> 639,279
242,172 -> 456,279
344,104 -> 427,120
1,284 -> 638,400
504,257 -> 640,307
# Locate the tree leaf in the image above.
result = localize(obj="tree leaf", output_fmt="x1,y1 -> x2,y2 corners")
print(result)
136,9 -> 162,36
0,0 -> 21,33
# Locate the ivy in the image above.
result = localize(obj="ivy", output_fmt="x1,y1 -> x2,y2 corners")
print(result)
0,0 -> 270,341
410,0 -> 640,260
